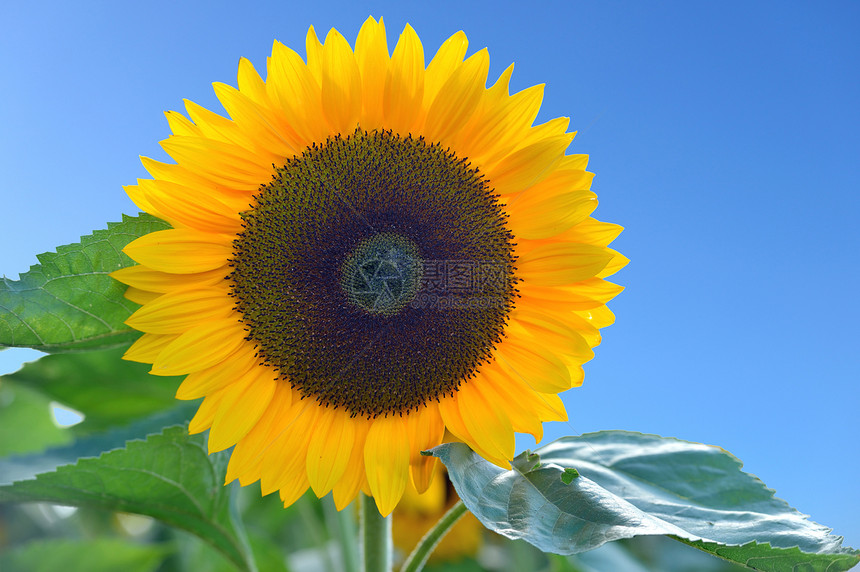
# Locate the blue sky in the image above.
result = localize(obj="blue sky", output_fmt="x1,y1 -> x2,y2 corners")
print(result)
2,0 -> 858,549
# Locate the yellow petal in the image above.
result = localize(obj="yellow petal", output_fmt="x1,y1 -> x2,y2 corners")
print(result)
144,183 -> 243,234
236,56 -> 268,105
305,26 -> 324,85
569,364 -> 585,388
365,415 -> 410,516
183,98 -> 264,154
164,110 -> 201,137
139,156 -> 215,191
213,82 -> 300,158
332,419 -> 371,510
110,265 -> 227,294
263,407 -> 315,503
123,228 -> 232,274
517,242 -> 614,286
176,343 -> 259,400
518,279 -> 624,312
140,181 -> 245,234
437,394 -> 505,466
516,116 -> 571,149
495,335 -> 571,393
423,30 -> 468,110
561,154 -> 589,170
188,386 -> 225,434
479,365 -> 544,441
123,287 -> 160,305
355,16 -> 390,131
486,363 -> 567,424
124,184 -> 165,219
125,288 -> 234,334
509,309 -> 594,363
574,304 -> 616,330
424,48 -> 489,145
457,380 -> 515,464
225,381 -> 295,483
279,470 -> 312,508
267,40 -> 328,145
406,403 -> 445,493
150,318 -> 246,376
160,136 -> 274,191
458,80 -> 544,165
570,278 -> 625,307
562,217 -> 624,247
563,311 -> 603,347
436,395 -> 475,448
123,332 -> 177,363
598,249 -> 629,278
506,168 -> 597,239
260,404 -> 318,496
208,367 -> 277,453
383,24 -> 425,133
139,175 -> 251,213
321,28 -> 362,133
306,408 -> 356,497
488,134 -> 572,195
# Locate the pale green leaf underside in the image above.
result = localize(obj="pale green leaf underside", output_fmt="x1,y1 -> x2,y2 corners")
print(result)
0,426 -> 251,572
429,431 -> 859,572
0,213 -> 170,352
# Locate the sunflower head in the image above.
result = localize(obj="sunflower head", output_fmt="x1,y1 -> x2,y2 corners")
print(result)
113,16 -> 627,516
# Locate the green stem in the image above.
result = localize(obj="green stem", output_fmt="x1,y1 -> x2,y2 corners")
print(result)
361,494 -> 392,572
399,500 -> 468,572
227,482 -> 259,572
297,495 -> 337,572
323,496 -> 360,572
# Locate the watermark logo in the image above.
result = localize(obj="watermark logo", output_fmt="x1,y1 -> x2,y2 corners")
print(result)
410,260 -> 510,310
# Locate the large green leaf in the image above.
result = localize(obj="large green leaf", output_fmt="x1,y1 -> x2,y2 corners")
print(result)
428,431 -> 859,572
0,425 -> 254,571
0,213 -> 169,353
0,538 -> 172,572
2,347 -> 183,435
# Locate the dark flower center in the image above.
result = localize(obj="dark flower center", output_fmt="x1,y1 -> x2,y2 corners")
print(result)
341,233 -> 423,317
229,129 -> 517,417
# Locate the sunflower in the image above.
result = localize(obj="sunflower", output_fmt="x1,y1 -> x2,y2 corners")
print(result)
113,16 -> 626,517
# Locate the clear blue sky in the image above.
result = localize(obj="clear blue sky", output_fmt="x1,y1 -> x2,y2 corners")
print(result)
2,0 -> 858,549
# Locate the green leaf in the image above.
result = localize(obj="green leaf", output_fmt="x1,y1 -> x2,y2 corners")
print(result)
0,403 -> 196,485
676,539 -> 860,572
0,538 -> 172,572
561,467 -> 580,484
565,536 -> 751,571
173,527 -> 290,572
2,347 -> 183,435
0,213 -> 170,353
428,431 -> 860,572
0,380 -> 72,456
0,425 -> 254,571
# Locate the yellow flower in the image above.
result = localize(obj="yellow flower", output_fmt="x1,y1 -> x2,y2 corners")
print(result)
113,17 -> 626,517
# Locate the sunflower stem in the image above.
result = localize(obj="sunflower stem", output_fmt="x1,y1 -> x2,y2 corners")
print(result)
227,482 -> 259,572
323,496 -> 359,572
399,500 -> 468,572
360,494 -> 392,572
